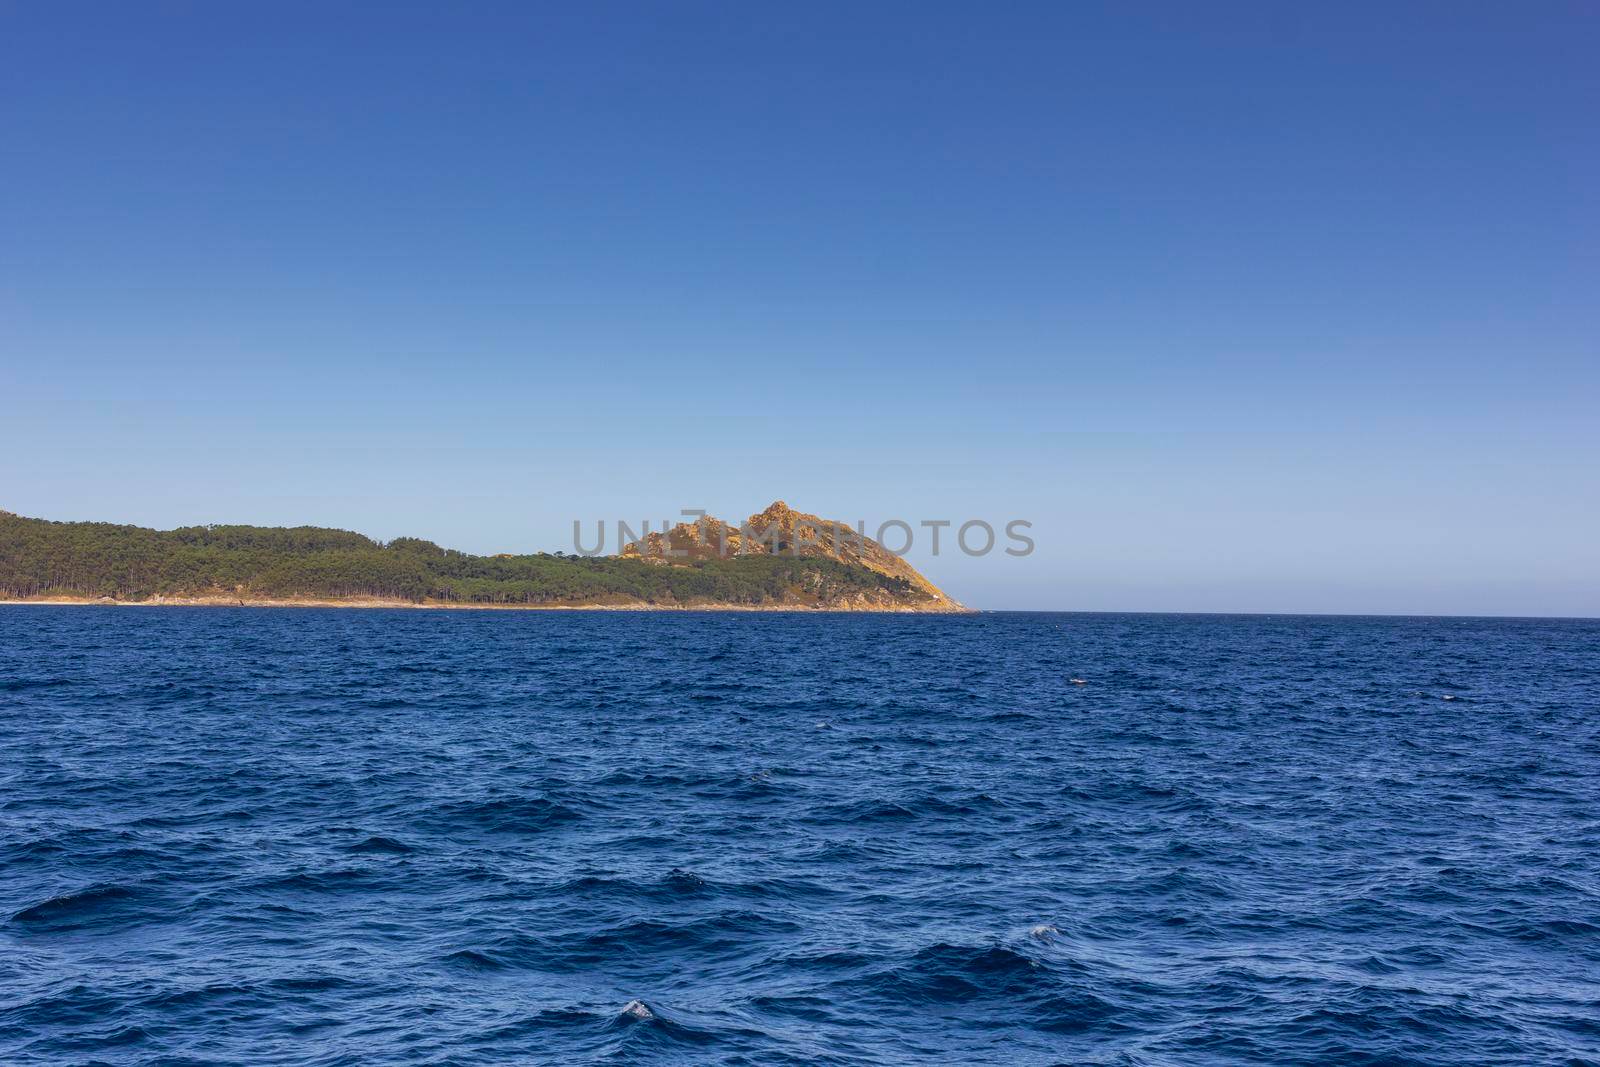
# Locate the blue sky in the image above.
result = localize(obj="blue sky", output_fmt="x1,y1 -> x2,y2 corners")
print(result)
2,3 -> 1596,613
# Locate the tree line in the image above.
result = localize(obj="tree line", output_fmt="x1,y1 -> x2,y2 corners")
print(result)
0,511 -> 920,607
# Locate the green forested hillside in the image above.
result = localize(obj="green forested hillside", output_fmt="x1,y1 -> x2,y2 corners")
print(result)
0,511 -> 922,607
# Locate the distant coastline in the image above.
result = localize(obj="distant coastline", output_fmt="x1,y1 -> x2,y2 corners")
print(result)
0,594 -> 962,614
0,503 -> 969,614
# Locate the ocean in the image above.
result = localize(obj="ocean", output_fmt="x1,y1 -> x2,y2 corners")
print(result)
2,607 -> 1597,1065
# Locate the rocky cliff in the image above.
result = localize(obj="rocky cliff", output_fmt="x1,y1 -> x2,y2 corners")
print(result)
621,501 -> 965,611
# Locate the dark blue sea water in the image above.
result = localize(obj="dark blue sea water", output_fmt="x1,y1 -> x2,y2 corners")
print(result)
2,608 -> 1598,1066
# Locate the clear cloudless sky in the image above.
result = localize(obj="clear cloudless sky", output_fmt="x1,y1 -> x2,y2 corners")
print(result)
2,2 -> 1596,614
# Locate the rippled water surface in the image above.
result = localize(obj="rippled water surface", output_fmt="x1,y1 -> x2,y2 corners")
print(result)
2,607 -> 1598,1065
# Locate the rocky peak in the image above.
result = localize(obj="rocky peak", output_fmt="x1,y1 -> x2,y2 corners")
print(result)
754,500 -> 794,522
621,501 -> 960,608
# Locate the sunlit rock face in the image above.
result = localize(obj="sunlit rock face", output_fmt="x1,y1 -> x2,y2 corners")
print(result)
621,500 -> 963,610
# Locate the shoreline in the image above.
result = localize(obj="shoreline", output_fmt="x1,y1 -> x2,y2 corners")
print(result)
0,595 -> 972,614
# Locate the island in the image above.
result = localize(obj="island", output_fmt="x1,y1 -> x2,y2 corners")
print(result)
0,502 -> 967,612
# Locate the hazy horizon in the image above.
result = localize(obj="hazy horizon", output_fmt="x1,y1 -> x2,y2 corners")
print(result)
3,4 -> 1596,616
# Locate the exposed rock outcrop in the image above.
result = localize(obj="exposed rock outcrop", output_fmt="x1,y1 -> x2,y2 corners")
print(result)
622,501 -> 964,610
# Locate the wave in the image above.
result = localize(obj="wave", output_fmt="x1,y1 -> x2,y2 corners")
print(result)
417,795 -> 585,834
9,883 -> 154,932
344,834 -> 414,855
